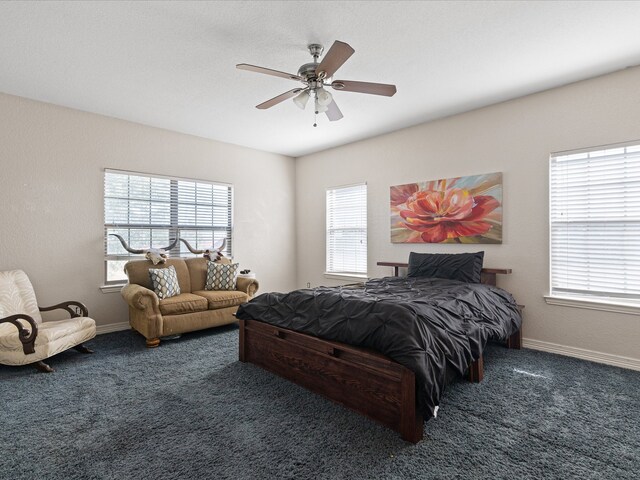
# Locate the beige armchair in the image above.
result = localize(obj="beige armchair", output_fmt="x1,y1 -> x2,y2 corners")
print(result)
0,270 -> 96,372
121,257 -> 259,347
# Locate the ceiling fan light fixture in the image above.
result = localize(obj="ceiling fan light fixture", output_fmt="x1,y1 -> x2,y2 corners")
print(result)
315,98 -> 328,113
316,88 -> 333,106
293,90 -> 310,109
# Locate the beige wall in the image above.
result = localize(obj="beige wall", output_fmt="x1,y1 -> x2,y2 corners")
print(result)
2,66 -> 640,363
296,67 -> 640,362
0,93 -> 297,327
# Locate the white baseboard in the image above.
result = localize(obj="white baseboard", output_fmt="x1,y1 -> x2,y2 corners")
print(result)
96,321 -> 130,335
523,338 -> 640,372
91,324 -> 640,371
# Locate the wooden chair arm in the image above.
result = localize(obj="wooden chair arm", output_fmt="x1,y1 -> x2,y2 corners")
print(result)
0,314 -> 38,354
39,301 -> 89,318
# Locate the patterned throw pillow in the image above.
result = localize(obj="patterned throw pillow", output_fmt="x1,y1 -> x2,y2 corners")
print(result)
149,265 -> 181,299
205,262 -> 239,291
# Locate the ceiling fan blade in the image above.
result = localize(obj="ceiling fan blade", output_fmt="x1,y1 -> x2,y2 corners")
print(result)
331,80 -> 397,97
325,99 -> 343,122
256,88 -> 303,110
315,41 -> 355,79
237,63 -> 302,81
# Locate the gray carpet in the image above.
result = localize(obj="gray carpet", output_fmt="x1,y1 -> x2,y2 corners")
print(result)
1,326 -> 638,480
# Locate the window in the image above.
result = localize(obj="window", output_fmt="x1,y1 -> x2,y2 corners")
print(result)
104,169 -> 232,284
326,183 -> 367,276
549,141 -> 640,305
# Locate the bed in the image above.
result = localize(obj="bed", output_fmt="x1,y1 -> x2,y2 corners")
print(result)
236,254 -> 523,443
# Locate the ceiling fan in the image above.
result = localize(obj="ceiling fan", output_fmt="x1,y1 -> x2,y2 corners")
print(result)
236,40 -> 397,126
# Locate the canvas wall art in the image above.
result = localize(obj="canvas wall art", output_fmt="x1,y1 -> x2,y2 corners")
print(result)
390,172 -> 503,244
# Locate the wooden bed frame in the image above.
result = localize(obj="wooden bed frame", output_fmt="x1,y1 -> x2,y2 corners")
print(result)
239,262 -> 522,443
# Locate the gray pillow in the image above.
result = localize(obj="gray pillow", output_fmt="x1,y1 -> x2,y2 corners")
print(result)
205,262 -> 239,291
407,252 -> 484,283
149,265 -> 181,299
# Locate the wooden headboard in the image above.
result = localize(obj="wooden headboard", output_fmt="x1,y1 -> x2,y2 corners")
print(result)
376,261 -> 512,287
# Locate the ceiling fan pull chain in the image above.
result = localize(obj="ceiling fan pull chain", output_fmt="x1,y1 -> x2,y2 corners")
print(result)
313,109 -> 317,128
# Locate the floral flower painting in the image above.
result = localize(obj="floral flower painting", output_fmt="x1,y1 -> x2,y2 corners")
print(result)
390,172 -> 503,244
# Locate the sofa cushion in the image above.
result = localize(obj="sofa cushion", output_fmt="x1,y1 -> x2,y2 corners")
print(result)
158,293 -> 208,316
0,270 -> 42,323
205,262 -> 239,291
125,258 -> 192,293
185,257 -> 231,292
149,265 -> 181,299
192,290 -> 249,310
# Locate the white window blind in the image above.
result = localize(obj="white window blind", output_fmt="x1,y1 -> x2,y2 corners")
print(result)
550,142 -> 640,301
104,169 -> 232,283
326,183 -> 367,275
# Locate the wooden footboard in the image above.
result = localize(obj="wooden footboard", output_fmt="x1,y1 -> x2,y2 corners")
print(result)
239,318 -> 425,443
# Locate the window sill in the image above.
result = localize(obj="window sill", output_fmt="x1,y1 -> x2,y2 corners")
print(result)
324,272 -> 369,283
100,284 -> 125,294
544,295 -> 640,316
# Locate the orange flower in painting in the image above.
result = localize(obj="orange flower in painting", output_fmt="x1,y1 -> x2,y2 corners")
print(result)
399,188 -> 499,243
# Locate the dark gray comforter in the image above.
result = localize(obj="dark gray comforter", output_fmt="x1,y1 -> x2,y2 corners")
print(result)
236,276 -> 522,418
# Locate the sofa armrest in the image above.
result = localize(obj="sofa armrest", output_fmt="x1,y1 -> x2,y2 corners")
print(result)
236,277 -> 259,298
121,284 -> 160,312
121,284 -> 163,341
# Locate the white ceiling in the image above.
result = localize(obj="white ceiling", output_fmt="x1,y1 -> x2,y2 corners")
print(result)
2,1 -> 640,157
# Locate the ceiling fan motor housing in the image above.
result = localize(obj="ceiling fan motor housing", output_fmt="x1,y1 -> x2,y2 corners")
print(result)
297,43 -> 327,81
297,62 -> 321,81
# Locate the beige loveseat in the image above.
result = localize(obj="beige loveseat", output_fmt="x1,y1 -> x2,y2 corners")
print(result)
120,257 -> 259,347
